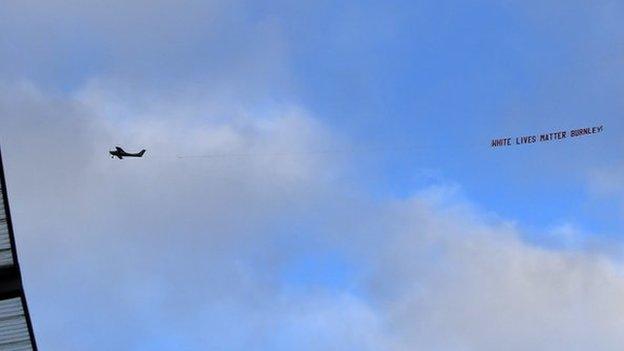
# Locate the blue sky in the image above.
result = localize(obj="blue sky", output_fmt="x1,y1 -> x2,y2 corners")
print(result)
2,1 -> 624,350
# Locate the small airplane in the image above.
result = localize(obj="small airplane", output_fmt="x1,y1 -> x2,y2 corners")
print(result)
110,147 -> 146,159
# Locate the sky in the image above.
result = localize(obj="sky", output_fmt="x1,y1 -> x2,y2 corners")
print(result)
1,1 -> 624,350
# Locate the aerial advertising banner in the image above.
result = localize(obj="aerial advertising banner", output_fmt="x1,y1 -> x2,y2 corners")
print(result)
491,125 -> 604,148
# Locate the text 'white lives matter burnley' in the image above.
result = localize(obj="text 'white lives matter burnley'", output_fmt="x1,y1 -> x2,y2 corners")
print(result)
491,125 -> 604,148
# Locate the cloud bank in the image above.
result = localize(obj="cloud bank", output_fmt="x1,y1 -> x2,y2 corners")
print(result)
0,84 -> 622,350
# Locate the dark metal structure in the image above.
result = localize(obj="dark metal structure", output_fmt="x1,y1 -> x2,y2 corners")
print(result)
0,149 -> 37,350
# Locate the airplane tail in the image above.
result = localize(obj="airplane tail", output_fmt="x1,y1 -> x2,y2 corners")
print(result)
139,149 -> 146,157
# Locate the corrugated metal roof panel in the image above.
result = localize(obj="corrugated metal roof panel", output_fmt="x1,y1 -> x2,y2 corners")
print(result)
0,251 -> 13,268
0,152 -> 37,350
0,343 -> 32,351
0,187 -> 12,268
0,298 -> 32,350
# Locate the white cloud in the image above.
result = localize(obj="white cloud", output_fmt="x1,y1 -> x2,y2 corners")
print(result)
590,165 -> 624,196
366,196 -> 624,351
3,83 -> 624,350
0,83 -> 356,350
0,0 -> 292,98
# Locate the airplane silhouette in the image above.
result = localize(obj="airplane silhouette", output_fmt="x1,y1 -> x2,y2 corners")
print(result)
110,147 -> 146,159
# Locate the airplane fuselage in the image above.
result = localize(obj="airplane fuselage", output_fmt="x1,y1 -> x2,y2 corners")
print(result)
110,147 -> 146,159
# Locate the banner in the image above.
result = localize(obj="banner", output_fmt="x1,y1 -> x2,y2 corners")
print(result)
491,125 -> 604,148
